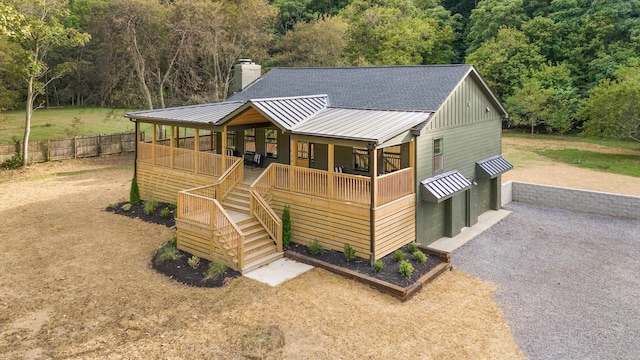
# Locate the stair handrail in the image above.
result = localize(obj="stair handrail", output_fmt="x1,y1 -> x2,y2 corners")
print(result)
249,190 -> 283,252
216,157 -> 244,202
212,198 -> 245,270
250,162 -> 275,197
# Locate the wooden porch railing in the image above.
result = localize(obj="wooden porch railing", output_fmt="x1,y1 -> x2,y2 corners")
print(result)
251,163 -> 275,197
216,158 -> 244,202
376,167 -> 414,207
250,190 -> 283,252
137,141 -> 241,177
213,199 -> 245,270
177,188 -> 245,270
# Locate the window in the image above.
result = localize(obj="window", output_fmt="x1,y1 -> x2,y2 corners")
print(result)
297,141 -> 309,160
265,129 -> 278,158
244,128 -> 256,154
227,131 -> 236,151
353,148 -> 369,172
433,138 -> 443,173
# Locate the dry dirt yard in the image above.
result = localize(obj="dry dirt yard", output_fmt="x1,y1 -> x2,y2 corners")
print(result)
1,137 -> 638,359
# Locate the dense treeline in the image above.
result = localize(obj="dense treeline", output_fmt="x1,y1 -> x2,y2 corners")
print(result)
1,0 -> 639,143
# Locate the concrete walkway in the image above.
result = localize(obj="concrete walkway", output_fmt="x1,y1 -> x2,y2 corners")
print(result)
243,257 -> 314,286
427,209 -> 511,253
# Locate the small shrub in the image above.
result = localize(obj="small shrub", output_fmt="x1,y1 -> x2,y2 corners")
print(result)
373,260 -> 384,272
205,260 -> 227,281
187,255 -> 200,269
121,203 -> 132,211
0,152 -> 22,169
168,203 -> 177,210
130,176 -> 141,205
107,202 -> 117,210
144,199 -> 158,215
398,260 -> 414,277
307,239 -> 324,255
168,235 -> 177,247
160,207 -> 171,218
408,242 -> 419,253
282,204 -> 291,249
343,243 -> 356,263
412,250 -> 428,264
394,249 -> 405,262
155,243 -> 178,264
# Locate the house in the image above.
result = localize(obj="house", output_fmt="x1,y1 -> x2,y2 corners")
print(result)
125,60 -> 512,273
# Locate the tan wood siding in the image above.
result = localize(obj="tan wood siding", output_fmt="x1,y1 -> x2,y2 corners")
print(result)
374,195 -> 416,259
270,190 -> 371,258
137,162 -> 217,203
176,221 -> 212,260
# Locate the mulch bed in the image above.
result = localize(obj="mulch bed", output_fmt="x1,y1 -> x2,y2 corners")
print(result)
286,243 -> 451,301
152,249 -> 241,288
106,200 -> 176,228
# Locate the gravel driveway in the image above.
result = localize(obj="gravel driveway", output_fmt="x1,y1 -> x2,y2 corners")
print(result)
453,202 -> 640,360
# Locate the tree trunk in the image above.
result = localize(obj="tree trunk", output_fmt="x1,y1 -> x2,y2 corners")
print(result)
22,76 -> 35,166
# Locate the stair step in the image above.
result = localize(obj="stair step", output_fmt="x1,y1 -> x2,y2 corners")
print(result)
244,237 -> 273,256
243,244 -> 278,266
241,252 -> 284,274
222,203 -> 250,215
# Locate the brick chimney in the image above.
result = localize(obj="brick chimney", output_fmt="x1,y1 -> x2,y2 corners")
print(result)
233,59 -> 261,92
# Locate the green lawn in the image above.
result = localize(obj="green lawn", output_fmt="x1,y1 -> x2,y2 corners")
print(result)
0,107 -> 140,143
534,149 -> 640,178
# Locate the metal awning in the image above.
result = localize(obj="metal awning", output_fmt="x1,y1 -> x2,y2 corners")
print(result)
476,155 -> 513,179
420,170 -> 471,203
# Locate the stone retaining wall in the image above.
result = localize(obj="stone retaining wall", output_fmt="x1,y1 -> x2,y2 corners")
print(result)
501,181 -> 640,220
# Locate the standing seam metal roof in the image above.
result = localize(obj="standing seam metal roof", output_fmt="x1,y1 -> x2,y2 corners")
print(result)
420,170 -> 472,202
249,95 -> 328,129
125,101 -> 244,124
476,155 -> 514,178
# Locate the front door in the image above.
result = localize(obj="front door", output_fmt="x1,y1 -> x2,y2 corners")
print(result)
296,141 -> 310,167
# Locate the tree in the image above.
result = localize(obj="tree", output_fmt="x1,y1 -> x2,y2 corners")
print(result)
0,0 -> 90,166
506,63 -> 577,135
578,66 -> 640,142
466,0 -> 528,53
466,27 -> 545,100
272,16 -> 347,67
341,0 -> 455,65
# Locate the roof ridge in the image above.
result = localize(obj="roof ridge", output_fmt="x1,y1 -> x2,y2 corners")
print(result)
327,105 -> 432,113
270,64 -> 472,70
249,94 -> 328,102
126,100 -> 244,115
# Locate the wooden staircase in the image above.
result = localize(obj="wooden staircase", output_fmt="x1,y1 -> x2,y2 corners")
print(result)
223,183 -> 282,273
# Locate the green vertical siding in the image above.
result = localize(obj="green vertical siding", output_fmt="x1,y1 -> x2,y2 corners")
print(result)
311,143 -> 328,170
416,74 -> 505,243
334,145 -> 353,173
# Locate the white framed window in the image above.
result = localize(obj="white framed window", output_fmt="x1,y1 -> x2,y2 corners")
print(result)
244,128 -> 256,154
433,138 -> 443,173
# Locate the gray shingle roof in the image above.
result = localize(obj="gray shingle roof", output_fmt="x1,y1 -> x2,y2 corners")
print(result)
228,65 -> 474,112
420,170 -> 471,203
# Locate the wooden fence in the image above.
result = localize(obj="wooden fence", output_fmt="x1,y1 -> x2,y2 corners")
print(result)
0,132 -> 137,163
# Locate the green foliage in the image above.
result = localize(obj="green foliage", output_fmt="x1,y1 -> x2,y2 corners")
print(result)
187,255 -> 200,269
155,241 -> 178,264
373,260 -> 384,273
307,239 -> 324,255
168,203 -> 177,210
130,177 -> 140,206
144,199 -> 158,215
0,152 -> 22,169
466,0 -> 529,53
65,117 -> 85,137
343,243 -> 356,263
398,260 -> 414,277
412,250 -> 428,264
407,242 -> 419,253
121,203 -> 132,211
394,249 -> 405,262
534,149 -> 640,178
205,260 -> 227,281
282,204 -> 291,249
169,235 -> 177,247
160,207 -> 171,219
578,66 -> 640,142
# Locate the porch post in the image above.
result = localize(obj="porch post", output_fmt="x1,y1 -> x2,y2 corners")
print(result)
328,144 -> 335,199
369,145 -> 378,264
151,124 -> 157,165
409,140 -> 416,189
169,126 -> 175,169
210,130 -> 214,152
221,125 -> 228,173
194,128 -> 200,174
289,139 -> 296,192
134,120 -> 140,174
